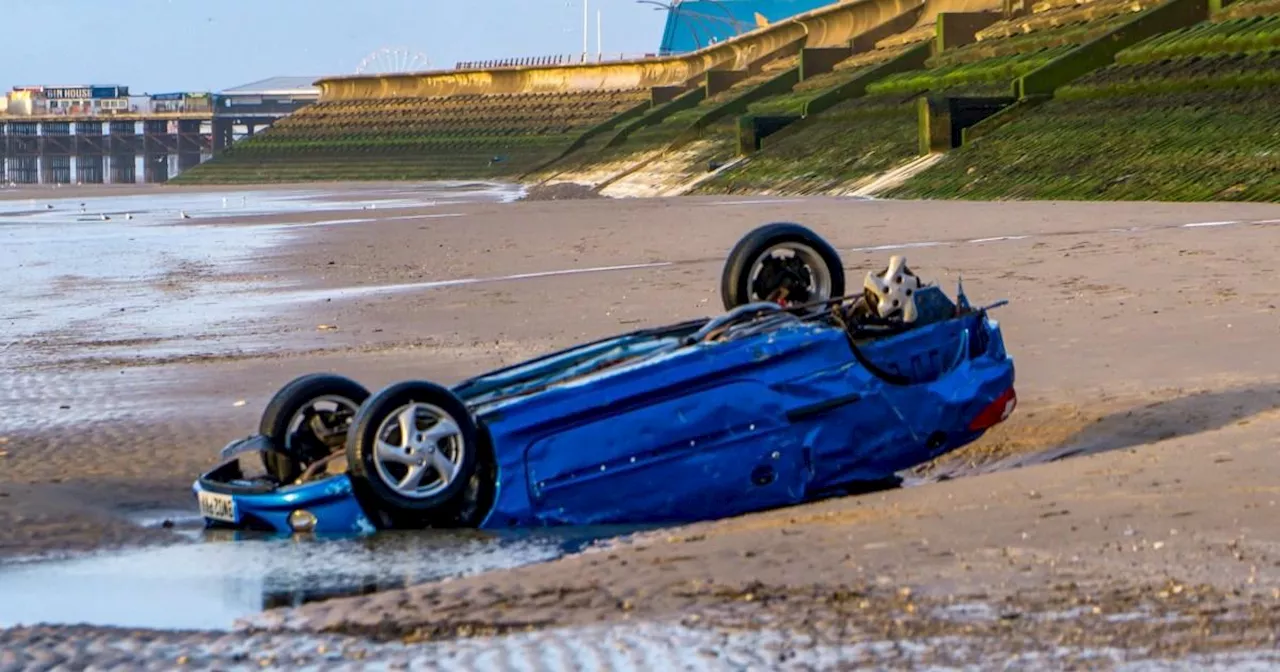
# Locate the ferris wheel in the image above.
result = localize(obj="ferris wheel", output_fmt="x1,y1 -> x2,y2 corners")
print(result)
355,47 -> 431,74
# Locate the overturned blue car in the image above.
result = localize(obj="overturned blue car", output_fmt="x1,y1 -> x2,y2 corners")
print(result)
194,223 -> 1016,535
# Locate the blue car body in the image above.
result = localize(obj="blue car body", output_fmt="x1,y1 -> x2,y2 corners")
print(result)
194,301 -> 1014,535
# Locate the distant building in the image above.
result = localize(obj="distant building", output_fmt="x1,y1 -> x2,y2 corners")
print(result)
0,76 -> 322,184
215,76 -> 320,119
151,92 -> 214,114
2,84 -> 134,117
659,0 -> 838,55
210,76 -> 322,149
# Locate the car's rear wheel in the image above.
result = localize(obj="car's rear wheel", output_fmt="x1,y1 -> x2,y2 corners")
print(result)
346,380 -> 479,526
721,222 -> 846,310
259,373 -> 369,484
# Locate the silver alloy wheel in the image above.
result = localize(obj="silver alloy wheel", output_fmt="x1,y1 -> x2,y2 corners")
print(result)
285,395 -> 361,450
747,241 -> 833,303
371,402 -> 466,499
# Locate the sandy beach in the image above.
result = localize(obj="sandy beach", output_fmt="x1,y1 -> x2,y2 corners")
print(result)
3,184 -> 1280,667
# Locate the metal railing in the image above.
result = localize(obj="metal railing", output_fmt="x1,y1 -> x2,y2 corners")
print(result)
455,52 -> 658,70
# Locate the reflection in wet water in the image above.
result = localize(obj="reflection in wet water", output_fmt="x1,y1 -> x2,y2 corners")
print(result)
0,524 -> 636,631
0,182 -> 523,221
0,183 -> 522,363
0,183 -> 523,430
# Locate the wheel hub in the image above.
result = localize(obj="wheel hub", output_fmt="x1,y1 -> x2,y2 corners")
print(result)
747,242 -> 832,307
286,396 -> 361,462
752,255 -> 814,305
372,402 -> 465,499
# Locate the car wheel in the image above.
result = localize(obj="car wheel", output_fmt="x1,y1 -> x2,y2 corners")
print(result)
259,373 -> 370,484
346,380 -> 479,524
721,222 -> 846,310
427,424 -> 498,528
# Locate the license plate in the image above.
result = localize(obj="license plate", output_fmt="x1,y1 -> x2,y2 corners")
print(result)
198,491 -> 237,523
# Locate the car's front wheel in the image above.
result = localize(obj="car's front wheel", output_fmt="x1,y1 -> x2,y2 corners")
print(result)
345,380 -> 479,526
721,222 -> 846,310
258,373 -> 370,484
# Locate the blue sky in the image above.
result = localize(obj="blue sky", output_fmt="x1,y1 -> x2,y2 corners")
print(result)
1,0 -> 670,94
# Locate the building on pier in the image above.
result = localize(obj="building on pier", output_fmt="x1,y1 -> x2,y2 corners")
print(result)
0,77 -> 320,185
213,76 -> 321,150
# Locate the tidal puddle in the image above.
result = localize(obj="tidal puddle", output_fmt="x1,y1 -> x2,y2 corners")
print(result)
0,183 -> 522,370
0,525 -> 635,631
0,181 -> 523,222
0,182 -> 537,433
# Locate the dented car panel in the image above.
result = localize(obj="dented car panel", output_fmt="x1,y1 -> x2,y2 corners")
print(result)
470,312 -> 1012,528
196,306 -> 1013,535
195,221 -> 1018,537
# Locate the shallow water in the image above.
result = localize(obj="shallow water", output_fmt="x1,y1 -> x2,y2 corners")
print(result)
0,181 -> 523,219
0,182 -> 523,370
0,524 -> 632,631
0,183 -> 525,433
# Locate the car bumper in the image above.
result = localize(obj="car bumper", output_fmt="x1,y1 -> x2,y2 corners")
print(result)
193,472 -> 375,536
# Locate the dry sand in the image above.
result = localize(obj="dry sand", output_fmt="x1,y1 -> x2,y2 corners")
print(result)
4,188 -> 1280,663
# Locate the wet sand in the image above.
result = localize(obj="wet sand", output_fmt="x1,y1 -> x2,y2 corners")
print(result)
3,187 -> 1280,665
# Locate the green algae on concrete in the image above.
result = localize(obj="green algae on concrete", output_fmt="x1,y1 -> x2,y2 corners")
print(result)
693,94 -> 920,195
1059,51 -> 1280,98
176,90 -> 649,185
531,57 -> 802,186
1115,15 -> 1280,61
886,86 -> 1280,202
889,0 -> 1280,204
869,47 -> 1074,97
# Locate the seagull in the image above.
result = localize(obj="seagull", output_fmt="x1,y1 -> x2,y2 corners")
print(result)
100,213 -> 111,221
180,210 -> 191,219
125,213 -> 133,220
46,204 -> 54,210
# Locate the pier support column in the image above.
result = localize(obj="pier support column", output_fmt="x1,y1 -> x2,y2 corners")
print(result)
109,155 -> 138,184
212,119 -> 235,154
76,155 -> 104,184
144,155 -> 169,183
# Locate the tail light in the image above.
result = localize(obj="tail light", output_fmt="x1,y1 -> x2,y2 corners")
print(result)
969,387 -> 1016,431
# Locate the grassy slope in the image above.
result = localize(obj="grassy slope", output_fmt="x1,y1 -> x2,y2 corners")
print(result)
693,93 -> 921,195
180,9 -> 1280,194
537,57 -> 802,183
176,93 -> 644,185
890,15 -> 1280,202
887,86 -> 1280,201
695,11 -> 1145,196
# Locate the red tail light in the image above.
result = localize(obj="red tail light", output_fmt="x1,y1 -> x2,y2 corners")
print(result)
969,387 -> 1017,431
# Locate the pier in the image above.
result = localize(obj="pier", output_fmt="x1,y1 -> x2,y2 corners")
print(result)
0,77 -> 318,185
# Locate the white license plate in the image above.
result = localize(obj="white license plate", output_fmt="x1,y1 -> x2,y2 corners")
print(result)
198,491 -> 237,523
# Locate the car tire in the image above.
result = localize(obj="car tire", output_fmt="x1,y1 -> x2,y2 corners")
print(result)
346,380 -> 480,525
429,424 -> 498,528
721,222 -> 846,310
259,373 -> 370,484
